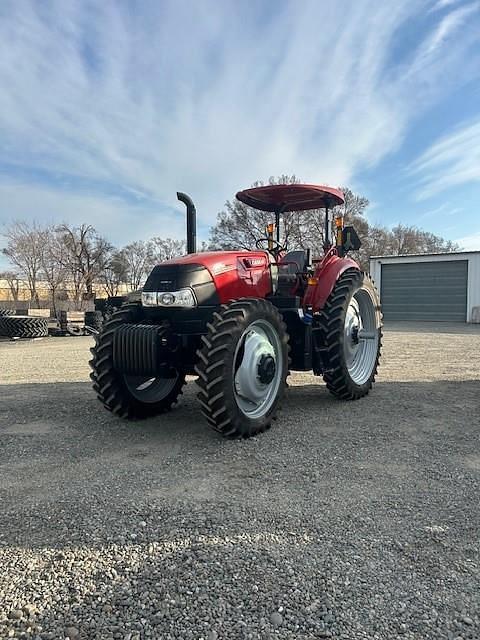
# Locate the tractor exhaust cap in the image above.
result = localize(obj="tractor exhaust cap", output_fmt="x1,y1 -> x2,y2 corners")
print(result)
177,192 -> 197,254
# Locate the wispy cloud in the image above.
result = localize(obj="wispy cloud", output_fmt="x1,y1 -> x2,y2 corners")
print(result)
430,0 -> 463,12
409,119 -> 480,200
423,3 -> 479,54
0,0 -> 479,242
454,231 -> 480,250
417,202 -> 463,220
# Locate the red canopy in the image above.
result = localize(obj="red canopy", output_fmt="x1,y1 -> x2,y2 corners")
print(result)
236,184 -> 344,212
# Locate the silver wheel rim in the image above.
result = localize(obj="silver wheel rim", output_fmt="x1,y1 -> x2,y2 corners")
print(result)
123,374 -> 178,403
343,288 -> 379,385
233,319 -> 283,419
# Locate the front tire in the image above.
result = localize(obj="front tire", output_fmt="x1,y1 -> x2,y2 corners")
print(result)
195,298 -> 289,438
89,304 -> 185,418
319,270 -> 382,399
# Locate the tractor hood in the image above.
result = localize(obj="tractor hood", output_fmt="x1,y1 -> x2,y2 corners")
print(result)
149,251 -> 270,278
143,251 -> 273,306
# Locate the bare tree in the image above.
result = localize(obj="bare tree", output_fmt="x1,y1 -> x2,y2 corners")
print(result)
0,270 -> 21,302
56,224 -> 112,309
2,221 -> 44,304
148,237 -> 186,268
39,226 -> 68,315
101,250 -> 128,297
357,225 -> 391,269
121,240 -> 153,290
387,224 -> 460,255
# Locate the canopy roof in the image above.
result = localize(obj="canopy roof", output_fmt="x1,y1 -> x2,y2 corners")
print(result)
236,184 -> 344,213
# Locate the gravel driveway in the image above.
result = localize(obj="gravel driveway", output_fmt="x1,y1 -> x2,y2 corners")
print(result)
0,323 -> 479,640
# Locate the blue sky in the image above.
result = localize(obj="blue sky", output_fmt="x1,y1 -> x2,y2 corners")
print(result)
1,0 -> 480,270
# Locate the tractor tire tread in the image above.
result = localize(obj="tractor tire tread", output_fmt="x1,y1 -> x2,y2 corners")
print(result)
318,270 -> 382,400
194,297 -> 289,438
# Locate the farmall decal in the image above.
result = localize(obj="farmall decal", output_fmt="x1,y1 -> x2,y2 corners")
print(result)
212,262 -> 236,275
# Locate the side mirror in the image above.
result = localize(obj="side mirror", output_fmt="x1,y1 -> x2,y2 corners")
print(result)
342,226 -> 361,252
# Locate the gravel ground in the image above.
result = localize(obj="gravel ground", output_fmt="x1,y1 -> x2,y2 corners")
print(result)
0,323 -> 479,640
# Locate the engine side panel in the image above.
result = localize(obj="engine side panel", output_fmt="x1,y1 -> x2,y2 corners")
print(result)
211,253 -> 272,303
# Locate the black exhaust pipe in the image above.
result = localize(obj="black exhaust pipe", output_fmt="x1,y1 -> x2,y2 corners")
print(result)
177,192 -> 197,254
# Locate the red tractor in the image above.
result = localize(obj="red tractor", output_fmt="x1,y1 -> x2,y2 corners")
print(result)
90,184 -> 382,437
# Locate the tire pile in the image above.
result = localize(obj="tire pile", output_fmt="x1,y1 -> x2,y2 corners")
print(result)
0,312 -> 48,339
84,310 -> 104,333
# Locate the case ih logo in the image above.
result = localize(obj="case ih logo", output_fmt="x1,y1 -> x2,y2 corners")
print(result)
243,257 -> 265,268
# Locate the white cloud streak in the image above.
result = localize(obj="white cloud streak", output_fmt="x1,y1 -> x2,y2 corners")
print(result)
431,0 -> 463,12
454,231 -> 480,250
423,3 -> 479,54
0,0 -> 479,240
417,202 -> 463,221
409,119 -> 480,199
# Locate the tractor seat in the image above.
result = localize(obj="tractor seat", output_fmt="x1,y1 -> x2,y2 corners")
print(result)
276,250 -> 308,296
279,250 -> 308,274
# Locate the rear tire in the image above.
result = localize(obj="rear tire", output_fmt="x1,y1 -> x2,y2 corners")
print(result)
319,270 -> 382,399
195,298 -> 289,438
89,304 -> 185,418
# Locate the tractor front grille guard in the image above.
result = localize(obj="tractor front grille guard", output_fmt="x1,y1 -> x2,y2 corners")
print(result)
113,323 -> 177,377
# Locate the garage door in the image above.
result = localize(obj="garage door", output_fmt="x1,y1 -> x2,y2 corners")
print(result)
380,260 -> 468,321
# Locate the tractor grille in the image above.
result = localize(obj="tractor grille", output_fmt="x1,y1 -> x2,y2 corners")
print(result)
143,263 -> 219,306
113,324 -> 165,376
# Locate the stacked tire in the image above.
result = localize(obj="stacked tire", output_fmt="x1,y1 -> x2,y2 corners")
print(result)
0,315 -> 48,338
84,310 -> 104,333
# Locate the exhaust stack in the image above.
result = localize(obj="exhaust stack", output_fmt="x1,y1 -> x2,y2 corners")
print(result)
177,192 -> 197,254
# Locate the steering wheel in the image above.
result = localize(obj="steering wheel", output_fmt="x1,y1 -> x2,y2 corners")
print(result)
255,238 -> 284,255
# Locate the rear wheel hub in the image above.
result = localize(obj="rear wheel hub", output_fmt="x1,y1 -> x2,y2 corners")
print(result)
257,354 -> 276,384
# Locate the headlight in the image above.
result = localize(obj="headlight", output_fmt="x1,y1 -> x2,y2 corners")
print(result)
167,288 -> 196,307
159,292 -> 175,305
141,291 -> 158,306
141,288 -> 197,308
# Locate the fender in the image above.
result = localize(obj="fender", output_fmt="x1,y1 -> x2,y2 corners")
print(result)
303,254 -> 360,312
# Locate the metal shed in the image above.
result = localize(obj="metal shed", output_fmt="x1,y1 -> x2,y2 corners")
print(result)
369,251 -> 480,323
